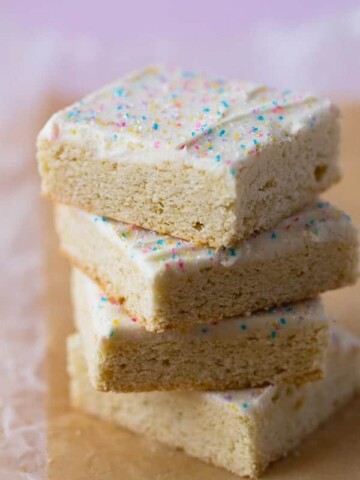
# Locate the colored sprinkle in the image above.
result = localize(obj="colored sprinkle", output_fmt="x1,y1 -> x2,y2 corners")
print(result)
201,327 -> 209,333
271,232 -> 277,239
280,317 -> 287,325
114,88 -> 125,97
271,331 -> 277,339
219,129 -> 226,137
240,324 -> 247,331
242,402 -> 249,409
153,122 -> 159,130
257,115 -> 264,121
216,154 -> 221,162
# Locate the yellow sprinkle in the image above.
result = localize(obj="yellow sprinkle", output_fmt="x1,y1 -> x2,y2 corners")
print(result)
71,129 -> 77,135
112,319 -> 120,326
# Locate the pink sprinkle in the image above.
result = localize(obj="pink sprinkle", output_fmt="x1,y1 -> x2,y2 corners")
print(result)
165,263 -> 171,270
178,260 -> 184,269
154,141 -> 160,148
50,123 -> 60,142
131,317 -> 137,323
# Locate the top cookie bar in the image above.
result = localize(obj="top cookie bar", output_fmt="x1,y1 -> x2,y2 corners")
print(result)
37,66 -> 341,247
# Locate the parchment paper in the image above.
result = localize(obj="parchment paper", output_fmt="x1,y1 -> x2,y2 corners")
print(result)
44,106 -> 360,479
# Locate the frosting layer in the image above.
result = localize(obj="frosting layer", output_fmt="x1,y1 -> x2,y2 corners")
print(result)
81,269 -> 327,343
85,200 -> 354,278
39,66 -> 338,177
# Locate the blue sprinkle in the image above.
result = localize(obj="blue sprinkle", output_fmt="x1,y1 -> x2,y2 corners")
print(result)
100,296 -> 107,302
117,105 -> 123,110
271,330 -> 277,339
253,139 -> 259,145
153,122 -> 159,130
113,133 -> 118,140
242,402 -> 249,409
157,239 -> 164,245
280,317 -> 287,325
222,100 -> 229,108
278,115 -> 284,121
191,131 -> 196,137
257,115 -> 264,121
229,247 -> 236,256
216,154 -> 221,162
240,324 -> 247,331
203,107 -> 210,113
114,88 -> 125,97
230,168 -> 236,176
271,232 -> 277,239
252,127 -> 258,132
317,202 -> 328,209
101,216 -> 108,222
240,144 -> 246,149
152,247 -> 157,251
219,129 -> 226,137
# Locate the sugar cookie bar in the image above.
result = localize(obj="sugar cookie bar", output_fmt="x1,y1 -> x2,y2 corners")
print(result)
72,268 -> 329,392
57,201 -> 358,332
67,328 -> 359,478
38,66 -> 341,247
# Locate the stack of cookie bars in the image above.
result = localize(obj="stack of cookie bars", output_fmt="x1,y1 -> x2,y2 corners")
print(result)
37,67 -> 359,478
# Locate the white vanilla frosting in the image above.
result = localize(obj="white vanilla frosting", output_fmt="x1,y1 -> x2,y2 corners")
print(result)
79,200 -> 354,279
80,269 -> 327,344
38,66 -> 338,179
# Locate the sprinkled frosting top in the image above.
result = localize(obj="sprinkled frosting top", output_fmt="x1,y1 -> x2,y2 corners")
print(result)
39,66 -> 338,177
79,268 -> 326,343
76,200 -> 354,278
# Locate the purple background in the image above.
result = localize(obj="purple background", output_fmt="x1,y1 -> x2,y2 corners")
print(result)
2,0 -> 358,40
2,1 -> 360,97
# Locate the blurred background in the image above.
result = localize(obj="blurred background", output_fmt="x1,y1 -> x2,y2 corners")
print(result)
1,2 -> 359,479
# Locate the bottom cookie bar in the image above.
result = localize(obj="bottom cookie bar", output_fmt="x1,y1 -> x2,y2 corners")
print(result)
72,268 -> 329,392
67,328 -> 359,478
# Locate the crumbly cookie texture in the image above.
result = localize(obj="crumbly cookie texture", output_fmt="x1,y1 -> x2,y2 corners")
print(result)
57,201 -> 358,332
38,66 -> 341,247
67,328 -> 359,478
71,268 -> 329,392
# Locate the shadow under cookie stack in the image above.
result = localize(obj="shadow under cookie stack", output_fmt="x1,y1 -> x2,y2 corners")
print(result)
37,67 -> 359,478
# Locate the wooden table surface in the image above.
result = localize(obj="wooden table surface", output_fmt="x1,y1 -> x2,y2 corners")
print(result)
45,105 -> 360,480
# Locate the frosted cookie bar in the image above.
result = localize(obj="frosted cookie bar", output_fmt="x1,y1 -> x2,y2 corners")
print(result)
57,201 -> 358,332
72,268 -> 329,392
38,66 -> 341,247
68,328 -> 359,478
